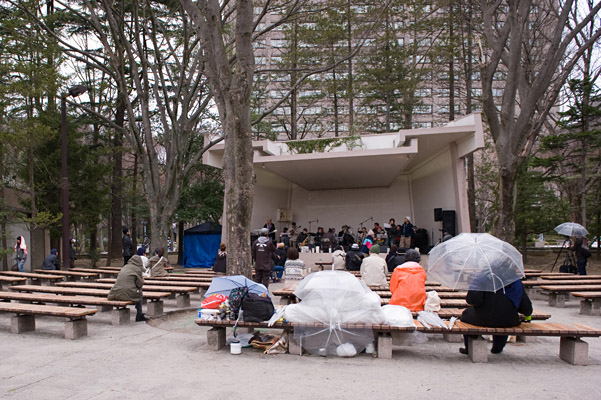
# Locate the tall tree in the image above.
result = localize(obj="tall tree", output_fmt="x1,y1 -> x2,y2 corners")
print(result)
477,0 -> 601,241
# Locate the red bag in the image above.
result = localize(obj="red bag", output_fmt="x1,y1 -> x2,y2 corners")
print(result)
201,294 -> 227,309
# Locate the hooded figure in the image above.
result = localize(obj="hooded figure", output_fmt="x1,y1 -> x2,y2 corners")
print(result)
41,249 -> 60,270
14,236 -> 28,272
360,244 -> 387,286
108,255 -> 145,302
389,249 -> 427,311
252,228 -> 276,288
148,248 -> 170,277
108,255 -> 147,321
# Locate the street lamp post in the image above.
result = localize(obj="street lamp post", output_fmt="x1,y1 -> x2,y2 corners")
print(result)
60,85 -> 88,269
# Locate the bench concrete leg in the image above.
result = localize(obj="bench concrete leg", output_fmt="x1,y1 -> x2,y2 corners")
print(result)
468,336 -> 488,363
29,279 -> 41,286
146,300 -> 163,317
97,305 -> 113,312
11,314 -> 35,334
65,318 -> 88,339
288,334 -> 302,355
559,337 -> 588,365
111,308 -> 131,325
516,335 -> 537,343
548,293 -> 566,308
168,293 -> 176,300
207,327 -> 226,350
279,298 -> 289,305
176,293 -> 190,308
579,299 -> 601,316
377,333 -> 393,359
443,333 -> 463,343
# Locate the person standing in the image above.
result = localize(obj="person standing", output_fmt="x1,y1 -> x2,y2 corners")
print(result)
14,236 -> 27,272
386,218 -> 396,247
264,218 -> 276,242
212,243 -> 227,274
360,230 -> 375,255
122,227 -> 135,265
399,216 -> 414,249
252,228 -> 276,288
570,236 -> 590,275
41,249 -> 60,270
69,237 -> 77,268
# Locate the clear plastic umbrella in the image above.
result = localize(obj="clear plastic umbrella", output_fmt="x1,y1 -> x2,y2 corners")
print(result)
427,233 -> 525,292
554,222 -> 589,238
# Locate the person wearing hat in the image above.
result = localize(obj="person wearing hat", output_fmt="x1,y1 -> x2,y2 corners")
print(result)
360,229 -> 375,255
345,243 -> 364,270
252,228 -> 276,288
399,216 -> 414,249
389,249 -> 427,311
41,249 -> 60,270
360,244 -> 387,286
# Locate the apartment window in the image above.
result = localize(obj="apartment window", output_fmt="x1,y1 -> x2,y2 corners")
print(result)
270,56 -> 282,64
492,88 -> 504,97
304,106 -> 322,115
412,121 -> 432,128
255,56 -> 267,65
271,39 -> 288,48
254,39 -> 266,49
414,105 -> 432,114
396,38 -> 404,46
471,88 -> 482,96
415,88 -> 432,97
437,88 -> 450,97
269,90 -> 283,99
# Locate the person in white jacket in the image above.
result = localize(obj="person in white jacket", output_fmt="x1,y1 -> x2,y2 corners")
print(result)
332,245 -> 346,270
360,244 -> 387,286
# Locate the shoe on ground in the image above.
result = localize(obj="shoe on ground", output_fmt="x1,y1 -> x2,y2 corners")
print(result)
490,347 -> 503,354
459,347 -> 468,355
136,315 -> 148,322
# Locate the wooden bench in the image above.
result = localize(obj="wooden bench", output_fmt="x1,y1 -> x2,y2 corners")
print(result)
34,269 -> 99,281
70,268 -> 120,278
0,302 -> 97,339
539,285 -> 601,307
372,290 -> 467,299
0,291 -> 135,325
0,276 -> 27,290
523,272 -> 572,278
522,279 -> 601,300
571,292 -> 601,316
541,274 -> 601,280
56,281 -> 197,308
0,271 -> 65,285
194,318 -> 600,365
10,285 -> 171,317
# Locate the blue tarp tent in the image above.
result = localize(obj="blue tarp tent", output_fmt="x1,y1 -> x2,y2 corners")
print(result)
182,222 -> 222,268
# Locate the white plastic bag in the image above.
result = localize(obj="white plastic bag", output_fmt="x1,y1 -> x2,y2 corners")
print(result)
424,291 -> 441,312
417,311 -> 448,329
381,305 -> 415,327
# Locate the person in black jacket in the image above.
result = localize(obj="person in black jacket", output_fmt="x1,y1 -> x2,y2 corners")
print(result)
345,243 -> 364,271
122,227 -> 135,265
460,278 -> 533,354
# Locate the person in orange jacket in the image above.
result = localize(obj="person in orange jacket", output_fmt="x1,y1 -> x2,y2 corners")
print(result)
389,249 -> 427,311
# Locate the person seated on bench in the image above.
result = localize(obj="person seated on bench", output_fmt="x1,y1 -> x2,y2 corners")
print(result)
273,243 -> 287,282
148,247 -> 170,277
459,272 -> 533,355
345,243 -> 364,271
108,255 -> 148,322
41,249 -> 60,270
332,245 -> 346,270
283,247 -> 306,290
389,249 -> 427,311
360,244 -> 387,287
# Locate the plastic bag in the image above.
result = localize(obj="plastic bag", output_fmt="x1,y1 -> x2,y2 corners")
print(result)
381,305 -> 415,327
424,291 -> 441,312
417,311 -> 448,329
202,294 -> 228,309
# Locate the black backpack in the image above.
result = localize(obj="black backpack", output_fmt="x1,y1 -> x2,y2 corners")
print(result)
242,293 -> 275,322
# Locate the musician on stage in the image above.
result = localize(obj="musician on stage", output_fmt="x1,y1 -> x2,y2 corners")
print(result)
264,217 -> 276,242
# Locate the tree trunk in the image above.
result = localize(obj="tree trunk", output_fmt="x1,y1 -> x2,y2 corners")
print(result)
177,221 -> 184,266
131,153 -> 138,248
107,101 -> 125,265
493,168 -> 517,242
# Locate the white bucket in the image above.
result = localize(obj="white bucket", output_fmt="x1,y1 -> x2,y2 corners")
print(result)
365,343 -> 375,354
230,340 -> 242,355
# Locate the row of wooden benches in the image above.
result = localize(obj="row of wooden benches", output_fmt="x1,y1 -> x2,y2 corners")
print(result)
195,318 -> 600,365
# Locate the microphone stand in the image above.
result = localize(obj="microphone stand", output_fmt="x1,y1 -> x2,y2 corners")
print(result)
358,217 -> 373,229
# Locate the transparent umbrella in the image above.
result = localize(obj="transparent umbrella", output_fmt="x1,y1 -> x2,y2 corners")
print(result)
554,222 -> 589,238
427,233 -> 525,292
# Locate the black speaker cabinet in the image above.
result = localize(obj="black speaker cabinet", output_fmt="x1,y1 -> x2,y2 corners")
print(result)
434,208 -> 443,221
442,210 -> 456,236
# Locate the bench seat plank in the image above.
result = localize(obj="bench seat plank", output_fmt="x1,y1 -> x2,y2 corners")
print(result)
0,276 -> 27,284
0,302 -> 97,318
9,284 -> 170,300
540,285 -> 601,293
34,270 -> 98,278
0,271 -> 64,280
70,268 -> 120,276
55,281 -> 197,293
0,291 -> 133,307
541,274 -> 601,280
571,291 -> 601,298
96,278 -> 209,289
